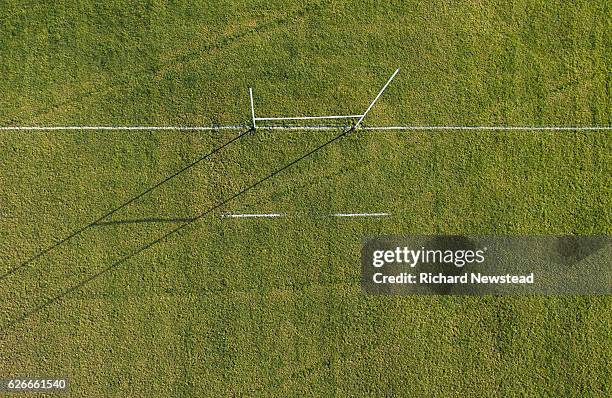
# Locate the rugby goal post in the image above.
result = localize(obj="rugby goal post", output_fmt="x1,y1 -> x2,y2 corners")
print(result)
248,68 -> 400,130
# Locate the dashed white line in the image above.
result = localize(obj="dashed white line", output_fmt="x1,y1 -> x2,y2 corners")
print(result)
220,212 -> 391,219
222,213 -> 284,218
333,213 -> 390,217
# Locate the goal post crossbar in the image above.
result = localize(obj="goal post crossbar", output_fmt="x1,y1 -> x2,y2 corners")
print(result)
255,114 -> 363,121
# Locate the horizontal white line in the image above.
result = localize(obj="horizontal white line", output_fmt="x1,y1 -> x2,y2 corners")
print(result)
255,115 -> 363,121
362,126 -> 612,131
1,125 -> 610,132
220,212 -> 391,219
333,213 -> 390,217
0,125 -> 245,131
222,213 -> 283,218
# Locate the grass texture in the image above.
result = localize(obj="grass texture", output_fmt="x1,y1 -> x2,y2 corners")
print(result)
0,0 -> 610,396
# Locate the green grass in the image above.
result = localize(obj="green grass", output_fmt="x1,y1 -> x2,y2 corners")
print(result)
0,0 -> 611,396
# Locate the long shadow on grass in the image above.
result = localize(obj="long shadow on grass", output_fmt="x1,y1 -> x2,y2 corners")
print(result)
90,134 -> 393,227
1,128 -> 253,282
89,139 -> 382,227
93,217 -> 195,226
1,127 -> 353,332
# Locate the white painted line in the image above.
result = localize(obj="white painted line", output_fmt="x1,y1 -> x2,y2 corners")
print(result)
219,212 -> 390,219
1,125 -> 610,132
255,114 -> 363,121
0,125 -> 245,131
222,213 -> 283,218
355,68 -> 401,128
362,126 -> 612,131
333,213 -> 390,217
241,125 -> 612,131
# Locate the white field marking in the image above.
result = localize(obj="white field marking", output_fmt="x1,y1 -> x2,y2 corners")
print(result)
255,114 -> 363,121
258,125 -> 612,131
362,126 -> 612,131
0,125 -> 245,131
1,125 -> 610,132
221,213 -> 284,218
333,212 -> 390,217
255,125 -> 611,131
220,212 -> 390,219
355,68 -> 401,128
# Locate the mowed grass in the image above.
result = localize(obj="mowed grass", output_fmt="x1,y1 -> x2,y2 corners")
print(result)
0,0 -> 611,396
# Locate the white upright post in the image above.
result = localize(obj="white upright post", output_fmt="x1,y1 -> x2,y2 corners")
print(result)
354,68 -> 400,129
249,88 -> 256,130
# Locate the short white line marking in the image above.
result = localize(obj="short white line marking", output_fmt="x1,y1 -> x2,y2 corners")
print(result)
222,213 -> 283,218
333,213 -> 390,217
220,212 -> 391,219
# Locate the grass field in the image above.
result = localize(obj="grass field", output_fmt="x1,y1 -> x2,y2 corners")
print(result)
0,0 -> 611,396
